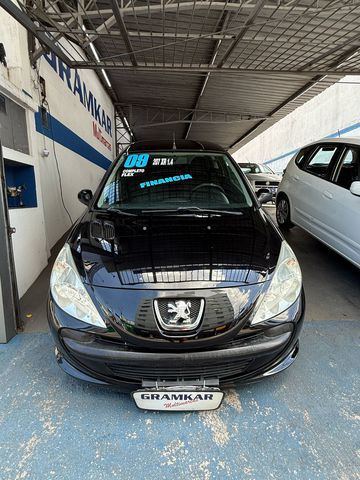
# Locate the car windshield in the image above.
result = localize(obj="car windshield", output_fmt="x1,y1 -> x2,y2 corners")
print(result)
239,163 -> 274,174
96,151 -> 253,211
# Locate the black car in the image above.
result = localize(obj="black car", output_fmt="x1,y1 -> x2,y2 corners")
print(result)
48,140 -> 305,411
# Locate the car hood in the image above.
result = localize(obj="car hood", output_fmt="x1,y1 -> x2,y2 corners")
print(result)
70,208 -> 281,290
246,173 -> 282,182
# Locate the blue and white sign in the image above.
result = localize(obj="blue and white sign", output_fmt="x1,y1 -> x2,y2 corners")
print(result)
43,52 -> 112,137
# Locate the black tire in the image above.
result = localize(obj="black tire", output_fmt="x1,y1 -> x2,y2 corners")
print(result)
276,195 -> 294,230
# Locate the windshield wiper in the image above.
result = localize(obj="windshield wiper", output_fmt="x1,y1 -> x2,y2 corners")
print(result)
141,206 -> 243,216
105,207 -> 138,216
177,206 -> 243,216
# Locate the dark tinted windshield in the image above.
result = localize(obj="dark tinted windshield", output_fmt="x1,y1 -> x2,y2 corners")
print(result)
239,163 -> 274,174
97,151 -> 252,210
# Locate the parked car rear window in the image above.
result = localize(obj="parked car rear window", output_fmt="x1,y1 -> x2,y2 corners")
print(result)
97,152 -> 253,211
239,163 -> 274,174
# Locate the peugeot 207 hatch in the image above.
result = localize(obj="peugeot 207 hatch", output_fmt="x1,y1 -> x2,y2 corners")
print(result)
48,140 -> 305,411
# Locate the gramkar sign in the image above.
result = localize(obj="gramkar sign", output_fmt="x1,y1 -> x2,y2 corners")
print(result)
43,52 -> 113,139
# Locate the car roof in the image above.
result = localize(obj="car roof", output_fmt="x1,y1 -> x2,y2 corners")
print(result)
303,137 -> 360,148
127,140 -> 226,153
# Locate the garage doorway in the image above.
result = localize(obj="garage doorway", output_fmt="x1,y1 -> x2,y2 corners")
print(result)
0,140 -> 21,342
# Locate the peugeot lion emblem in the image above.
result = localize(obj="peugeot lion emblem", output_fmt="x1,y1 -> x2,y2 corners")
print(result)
167,300 -> 192,323
154,298 -> 205,332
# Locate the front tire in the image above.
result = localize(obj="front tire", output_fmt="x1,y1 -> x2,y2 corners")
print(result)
276,195 -> 294,230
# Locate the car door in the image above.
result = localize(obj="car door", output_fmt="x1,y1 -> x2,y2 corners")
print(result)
292,143 -> 344,240
312,145 -> 360,267
282,146 -> 313,226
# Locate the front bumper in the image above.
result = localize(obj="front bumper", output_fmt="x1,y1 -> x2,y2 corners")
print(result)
48,292 -> 305,391
254,186 -> 278,198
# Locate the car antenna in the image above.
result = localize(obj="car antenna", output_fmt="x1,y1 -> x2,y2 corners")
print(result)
172,132 -> 177,150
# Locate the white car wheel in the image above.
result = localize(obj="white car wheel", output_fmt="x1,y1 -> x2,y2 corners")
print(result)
276,197 -> 293,229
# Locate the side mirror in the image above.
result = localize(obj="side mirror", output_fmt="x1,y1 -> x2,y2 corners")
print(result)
350,181 -> 360,196
283,168 -> 287,175
78,189 -> 93,205
258,192 -> 273,205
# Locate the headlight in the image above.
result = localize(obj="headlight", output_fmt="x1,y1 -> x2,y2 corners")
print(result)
50,243 -> 106,328
251,241 -> 302,324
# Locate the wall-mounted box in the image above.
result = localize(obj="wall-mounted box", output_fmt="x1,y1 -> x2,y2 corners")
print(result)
4,159 -> 37,208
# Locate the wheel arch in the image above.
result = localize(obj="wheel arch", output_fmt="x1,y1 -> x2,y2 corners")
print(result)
276,190 -> 292,210
276,191 -> 294,227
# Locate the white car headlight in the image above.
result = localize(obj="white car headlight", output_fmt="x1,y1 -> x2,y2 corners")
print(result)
251,241 -> 302,324
50,243 -> 106,328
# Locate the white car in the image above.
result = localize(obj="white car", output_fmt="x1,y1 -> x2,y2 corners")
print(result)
276,138 -> 360,268
238,163 -> 282,200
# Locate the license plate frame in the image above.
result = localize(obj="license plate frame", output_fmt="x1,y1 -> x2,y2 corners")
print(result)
132,387 -> 224,411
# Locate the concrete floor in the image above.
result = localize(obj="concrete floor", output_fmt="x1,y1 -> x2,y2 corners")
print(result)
1,206 -> 359,479
0,322 -> 358,480
19,232 -> 67,333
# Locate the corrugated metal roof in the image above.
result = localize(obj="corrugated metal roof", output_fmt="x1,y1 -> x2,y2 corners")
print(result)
7,0 -> 360,150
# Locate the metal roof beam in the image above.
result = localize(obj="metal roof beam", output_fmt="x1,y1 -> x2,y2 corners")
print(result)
75,1 -> 356,48
137,118 -> 269,128
124,33 -> 359,47
127,31 -> 235,40
108,0 -> 138,67
229,75 -> 325,150
33,27 -> 360,49
32,18 -> 78,64
0,0 -> 74,67
229,31 -> 360,151
70,63 -> 360,76
121,104 -> 269,129
185,6 -> 232,139
82,13 -> 117,47
47,1 -> 340,20
36,28 -> 235,39
300,33 -> 360,70
117,103 -> 264,117
217,0 -> 267,68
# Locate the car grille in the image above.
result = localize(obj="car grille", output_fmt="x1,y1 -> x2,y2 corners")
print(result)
255,181 -> 279,186
106,357 -> 253,381
136,294 -> 235,332
156,298 -> 203,325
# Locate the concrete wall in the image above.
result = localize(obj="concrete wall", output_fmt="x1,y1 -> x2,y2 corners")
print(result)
36,41 -> 115,248
233,76 -> 360,174
0,4 -> 49,298
2,145 -> 48,297
0,1 -> 119,297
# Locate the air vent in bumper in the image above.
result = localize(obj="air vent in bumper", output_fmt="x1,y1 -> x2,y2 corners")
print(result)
106,357 -> 253,381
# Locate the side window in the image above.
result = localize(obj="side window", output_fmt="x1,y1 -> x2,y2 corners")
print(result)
334,147 -> 360,190
304,145 -> 339,179
295,149 -> 307,166
294,146 -> 314,167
